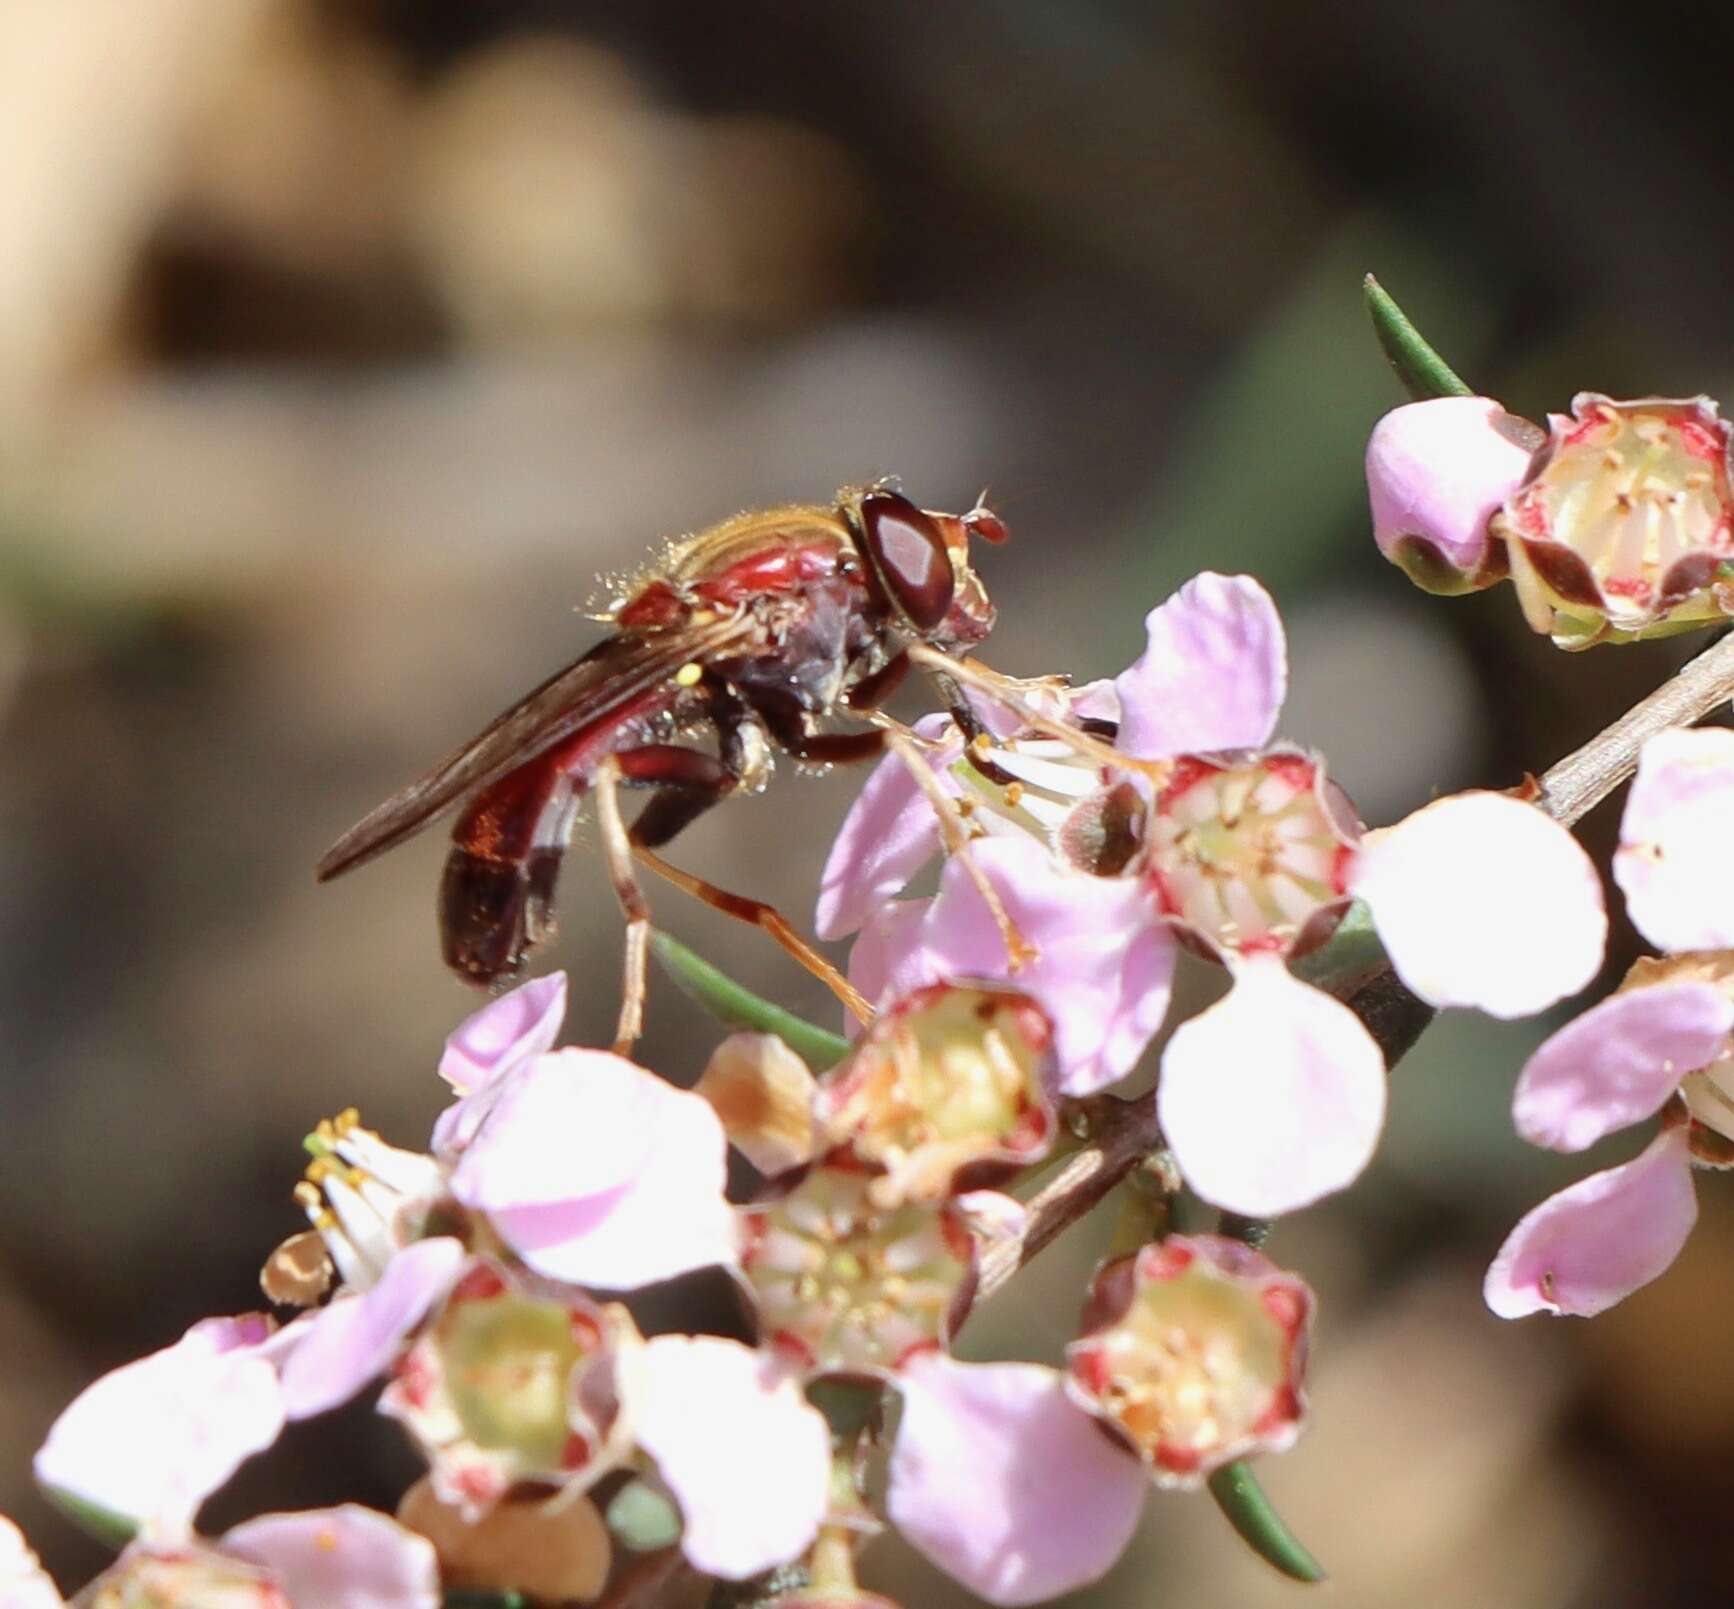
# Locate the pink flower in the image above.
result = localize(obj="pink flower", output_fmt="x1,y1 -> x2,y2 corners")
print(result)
1367,392 -> 1734,646
824,572 -> 1605,1215
884,1234 -> 1318,1605
446,1044 -> 738,1288
1490,727 -> 1734,1317
384,1272 -> 831,1581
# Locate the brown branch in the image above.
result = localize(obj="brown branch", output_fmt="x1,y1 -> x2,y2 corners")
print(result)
1535,627 -> 1734,828
971,625 -> 1734,1307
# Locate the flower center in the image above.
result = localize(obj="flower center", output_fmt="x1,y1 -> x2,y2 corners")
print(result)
815,985 -> 1054,1200
739,1166 -> 973,1374
1144,754 -> 1354,958
437,1284 -> 598,1474
1503,399 -> 1734,621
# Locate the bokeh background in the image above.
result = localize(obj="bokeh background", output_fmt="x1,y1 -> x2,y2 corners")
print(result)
5,3 -> 1734,1603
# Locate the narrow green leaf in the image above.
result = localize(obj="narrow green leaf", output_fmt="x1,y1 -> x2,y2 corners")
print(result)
40,1484 -> 137,1550
650,931 -> 851,1069
444,1593 -> 529,1609
1291,900 -> 1388,999
1364,274 -> 1473,400
1207,1461 -> 1325,1583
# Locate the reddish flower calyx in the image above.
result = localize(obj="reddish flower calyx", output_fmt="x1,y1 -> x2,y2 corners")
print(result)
738,1163 -> 975,1376
813,983 -> 1058,1205
1495,395 -> 1734,647
1067,1234 -> 1313,1485
381,1271 -> 639,1518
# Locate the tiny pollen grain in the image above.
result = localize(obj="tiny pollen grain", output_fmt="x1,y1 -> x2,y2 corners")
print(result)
675,663 -> 704,688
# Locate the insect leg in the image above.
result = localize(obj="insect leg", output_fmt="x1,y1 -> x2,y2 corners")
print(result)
885,730 -> 1037,973
907,644 -> 1164,783
592,755 -> 651,1056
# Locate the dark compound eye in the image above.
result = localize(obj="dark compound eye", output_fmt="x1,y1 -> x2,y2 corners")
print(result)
858,489 -> 955,631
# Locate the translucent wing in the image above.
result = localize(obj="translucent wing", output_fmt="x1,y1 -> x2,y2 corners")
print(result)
315,612 -> 758,880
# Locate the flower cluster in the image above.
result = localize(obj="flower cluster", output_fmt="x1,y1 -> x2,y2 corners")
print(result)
821,570 -> 1605,1215
20,449 -> 1717,1604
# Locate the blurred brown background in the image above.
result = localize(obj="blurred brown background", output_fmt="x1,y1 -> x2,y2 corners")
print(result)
4,2 -> 1733,1603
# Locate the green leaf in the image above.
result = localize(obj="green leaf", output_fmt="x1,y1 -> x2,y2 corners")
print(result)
444,1593 -> 529,1609
1291,900 -> 1388,998
1364,274 -> 1473,400
606,1478 -> 683,1553
40,1484 -> 138,1550
650,931 -> 851,1069
1207,1461 -> 1325,1583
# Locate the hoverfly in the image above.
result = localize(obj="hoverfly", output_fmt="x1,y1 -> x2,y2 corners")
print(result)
316,485 -> 1009,1046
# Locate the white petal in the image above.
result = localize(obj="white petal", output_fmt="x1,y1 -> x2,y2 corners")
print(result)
1615,726 -> 1734,952
1159,960 -> 1386,1215
636,1337 -> 828,1579
1353,792 -> 1605,1016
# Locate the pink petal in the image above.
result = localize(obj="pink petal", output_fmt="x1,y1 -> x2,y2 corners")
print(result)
438,973 -> 567,1092
816,715 -> 958,940
484,1077 -> 735,1289
1513,983 -> 1733,1152
1112,573 -> 1287,761
1615,727 -> 1734,953
1351,792 -> 1606,1016
1485,1127 -> 1697,1318
448,1050 -> 657,1212
278,1238 -> 466,1420
635,1337 -> 828,1580
887,1353 -> 1146,1606
1159,959 -> 1386,1215
35,1318 -> 286,1532
916,837 -> 1174,1096
221,1507 -> 439,1608
846,899 -> 937,1030
1366,397 -> 1535,574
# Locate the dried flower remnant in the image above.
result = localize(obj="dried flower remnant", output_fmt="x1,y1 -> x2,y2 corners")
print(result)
1066,1235 -> 1312,1485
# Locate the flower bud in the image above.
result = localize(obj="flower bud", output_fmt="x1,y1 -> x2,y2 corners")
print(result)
812,983 -> 1058,1205
1066,1235 -> 1313,1486
1494,394 -> 1734,647
1143,750 -> 1359,961
398,1477 -> 611,1603
738,1163 -> 975,1376
697,1032 -> 819,1176
381,1264 -> 640,1517
1367,396 -> 1539,593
